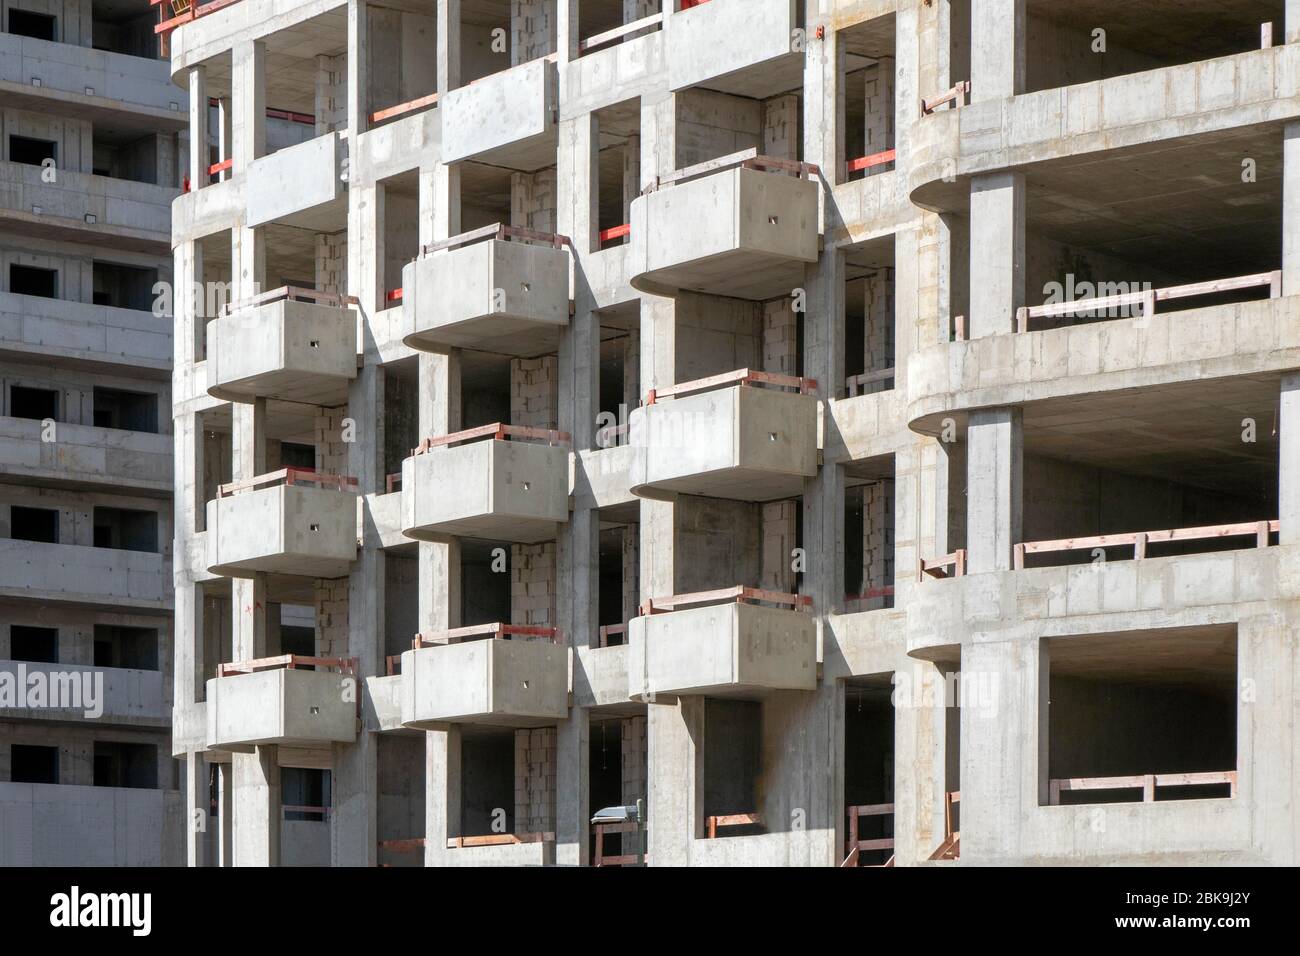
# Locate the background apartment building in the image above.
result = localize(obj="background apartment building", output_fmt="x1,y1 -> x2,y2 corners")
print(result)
166,0 -> 1300,867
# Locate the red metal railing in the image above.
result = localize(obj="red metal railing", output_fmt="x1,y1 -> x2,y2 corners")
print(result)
644,368 -> 816,406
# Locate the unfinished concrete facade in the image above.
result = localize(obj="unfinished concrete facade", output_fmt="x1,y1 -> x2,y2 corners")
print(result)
167,0 -> 1300,866
0,0 -> 186,864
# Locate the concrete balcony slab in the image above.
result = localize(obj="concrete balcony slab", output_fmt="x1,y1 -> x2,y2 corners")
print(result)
245,131 -> 347,230
205,470 -> 359,577
629,375 -> 818,502
206,290 -> 357,405
666,0 -> 803,99
403,227 -> 570,358
628,591 -> 816,699
629,159 -> 819,300
401,426 -> 570,543
440,57 -> 558,170
400,629 -> 570,728
206,660 -> 358,749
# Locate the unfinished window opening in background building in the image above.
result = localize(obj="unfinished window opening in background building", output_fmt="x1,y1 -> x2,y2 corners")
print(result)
1043,626 -> 1238,806
93,506 -> 158,553
91,0 -> 159,58
93,742 -> 157,789
461,539 -> 512,627
11,744 -> 58,784
7,8 -> 56,41
1017,379 -> 1278,570
93,387 -> 159,433
702,698 -> 763,838
844,457 -> 895,611
9,384 -> 58,421
92,127 -> 169,185
8,135 -> 56,168
594,99 -> 641,251
10,625 -> 58,663
93,262 -> 158,310
9,264 -> 57,299
844,238 -> 896,396
10,506 -> 58,544
93,625 -> 159,670
843,677 -> 895,866
381,171 -> 420,309
278,442 -> 315,471
597,507 -> 638,646
842,14 -> 896,181
383,358 -> 419,491
1023,0 -> 1286,95
283,767 -> 331,821
459,728 -> 516,837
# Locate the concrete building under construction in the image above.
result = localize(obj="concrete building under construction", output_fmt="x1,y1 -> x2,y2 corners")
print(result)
164,0 -> 1300,866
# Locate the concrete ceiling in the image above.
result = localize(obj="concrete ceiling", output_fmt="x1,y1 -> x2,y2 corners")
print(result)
200,8 -> 347,113
1022,373 -> 1280,496
1026,125 -> 1283,281
1047,624 -> 1236,690
1029,0 -> 1283,62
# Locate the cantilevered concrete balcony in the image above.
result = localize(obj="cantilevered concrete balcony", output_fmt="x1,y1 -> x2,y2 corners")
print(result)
206,287 -> 358,405
399,625 -> 569,728
666,0 -> 804,98
205,468 -> 359,577
628,588 -> 816,699
402,225 -> 571,357
628,151 -> 820,300
440,57 -> 559,170
629,370 -> 819,501
206,655 -> 358,750
401,424 -> 570,543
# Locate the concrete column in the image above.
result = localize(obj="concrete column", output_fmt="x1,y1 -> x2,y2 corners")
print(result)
232,224 -> 265,301
557,0 -> 579,62
232,746 -> 280,866
803,6 -> 845,187
646,697 -> 703,866
348,0 -> 369,136
970,0 -> 1025,102
621,134 -> 640,231
417,350 -> 462,634
187,65 -> 207,188
1289,1 -> 1300,44
217,98 -> 232,182
1284,123 -> 1300,296
424,725 -> 461,865
965,407 -> 1022,573
185,751 -> 207,866
217,762 -> 233,865
968,172 -> 1024,338
232,399 -> 268,661
640,91 -> 677,184
231,40 -> 266,172
437,0 -> 462,93
1279,373 -> 1300,544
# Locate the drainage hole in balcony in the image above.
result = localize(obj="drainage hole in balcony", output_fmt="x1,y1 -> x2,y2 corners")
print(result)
309,340 -> 321,348
310,523 -> 321,532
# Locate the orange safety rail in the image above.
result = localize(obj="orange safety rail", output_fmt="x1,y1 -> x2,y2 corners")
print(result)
378,837 -> 424,854
578,12 -> 664,54
680,0 -> 711,9
265,107 -> 314,126
385,654 -> 402,676
644,368 -> 816,406
412,422 -> 572,456
1016,270 -> 1282,333
596,623 -> 627,648
447,832 -> 553,849
217,654 -> 356,678
385,288 -> 403,303
222,285 -> 352,315
1049,771 -> 1236,805
1014,520 -> 1278,570
644,147 -> 819,195
369,91 -> 440,125
419,222 -> 570,258
592,821 -> 643,866
413,623 -> 561,648
208,157 -> 233,177
156,0 -> 241,35
843,585 -> 894,606
918,549 -> 966,583
385,472 -> 402,494
641,586 -> 811,616
921,80 -> 970,115
843,803 -> 894,867
706,812 -> 760,838
846,148 -> 896,174
845,367 -> 895,397
928,791 -> 961,860
217,467 -> 358,498
599,223 -> 631,244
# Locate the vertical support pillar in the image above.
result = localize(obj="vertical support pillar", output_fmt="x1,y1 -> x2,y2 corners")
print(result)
965,407 -> 1022,574
424,724 -> 461,866
231,39 -> 266,173
1287,0 -> 1300,43
968,171 -> 1024,338
970,0 -> 1025,102
185,752 -> 208,866
437,0 -> 462,94
1279,373 -> 1300,544
348,0 -> 369,135
187,65 -> 207,188
803,5 -> 845,187
232,745 -> 280,866
217,762 -> 233,866
217,98 -> 232,181
1284,124 -> 1300,296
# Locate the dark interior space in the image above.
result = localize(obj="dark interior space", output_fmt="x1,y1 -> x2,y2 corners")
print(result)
93,625 -> 159,670
93,742 -> 157,789
460,729 -> 514,837
10,505 -> 58,544
93,388 -> 158,432
461,540 -> 511,626
92,507 -> 158,552
7,8 -> 57,40
9,385 -> 58,421
282,767 -> 331,820
8,135 -> 57,168
9,264 -> 58,299
703,698 -> 762,836
844,680 -> 895,865
11,744 -> 58,784
10,625 -> 58,663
